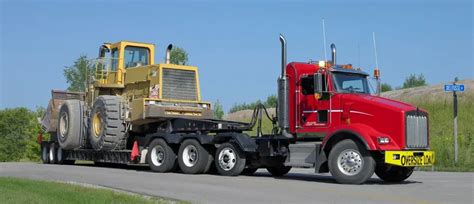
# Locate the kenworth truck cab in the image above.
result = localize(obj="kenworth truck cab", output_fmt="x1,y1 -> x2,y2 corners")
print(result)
274,35 -> 434,183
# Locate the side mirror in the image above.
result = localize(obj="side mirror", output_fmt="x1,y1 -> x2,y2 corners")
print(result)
314,73 -> 324,93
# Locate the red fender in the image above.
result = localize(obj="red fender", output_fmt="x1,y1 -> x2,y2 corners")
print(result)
323,123 -> 401,151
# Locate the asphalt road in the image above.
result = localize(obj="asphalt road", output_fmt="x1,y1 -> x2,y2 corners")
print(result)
0,162 -> 472,204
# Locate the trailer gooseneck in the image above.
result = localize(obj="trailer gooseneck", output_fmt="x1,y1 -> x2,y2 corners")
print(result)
40,36 -> 434,184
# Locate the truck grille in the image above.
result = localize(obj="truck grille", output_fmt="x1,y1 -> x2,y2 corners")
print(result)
405,111 -> 428,148
162,68 -> 198,101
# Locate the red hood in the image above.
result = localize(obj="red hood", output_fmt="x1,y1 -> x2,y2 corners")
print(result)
339,94 -> 420,149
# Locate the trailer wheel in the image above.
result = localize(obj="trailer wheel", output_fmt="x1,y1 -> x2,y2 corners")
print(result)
41,143 -> 50,164
178,139 -> 213,174
57,147 -> 64,164
147,139 -> 178,172
57,100 -> 84,150
49,143 -> 57,164
89,96 -> 126,151
375,164 -> 414,183
267,165 -> 292,177
328,139 -> 375,184
56,147 -> 74,165
215,143 -> 246,176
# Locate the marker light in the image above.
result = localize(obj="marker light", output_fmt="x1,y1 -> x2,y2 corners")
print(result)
318,60 -> 326,68
377,137 -> 390,144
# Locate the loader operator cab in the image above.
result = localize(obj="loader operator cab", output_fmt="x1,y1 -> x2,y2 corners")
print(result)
95,41 -> 155,86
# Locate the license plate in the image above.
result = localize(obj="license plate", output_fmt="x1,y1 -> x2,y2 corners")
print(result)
385,151 -> 435,167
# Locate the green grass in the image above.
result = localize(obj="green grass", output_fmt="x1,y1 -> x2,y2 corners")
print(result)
406,94 -> 474,171
0,177 -> 184,204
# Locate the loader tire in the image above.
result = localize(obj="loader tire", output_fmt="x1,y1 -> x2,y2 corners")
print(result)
89,96 -> 126,151
57,100 -> 84,150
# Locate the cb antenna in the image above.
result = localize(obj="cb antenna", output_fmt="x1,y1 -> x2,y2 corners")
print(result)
322,18 -> 328,62
372,32 -> 381,96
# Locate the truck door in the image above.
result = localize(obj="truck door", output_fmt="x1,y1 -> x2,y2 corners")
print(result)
299,74 -> 330,128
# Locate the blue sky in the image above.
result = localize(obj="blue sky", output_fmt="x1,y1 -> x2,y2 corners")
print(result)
1,0 -> 472,112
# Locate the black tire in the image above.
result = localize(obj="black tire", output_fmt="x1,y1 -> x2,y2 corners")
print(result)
375,164 -> 414,183
178,139 -> 213,174
267,165 -> 292,177
94,161 -> 107,167
63,160 -> 75,165
56,146 -> 64,164
147,139 -> 178,172
89,96 -> 126,151
41,143 -> 50,164
56,147 -> 75,165
328,139 -> 375,184
215,143 -> 246,176
57,100 -> 84,150
241,168 -> 258,175
49,143 -> 57,164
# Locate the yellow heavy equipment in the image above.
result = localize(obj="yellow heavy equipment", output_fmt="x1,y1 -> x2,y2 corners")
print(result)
41,41 -> 220,153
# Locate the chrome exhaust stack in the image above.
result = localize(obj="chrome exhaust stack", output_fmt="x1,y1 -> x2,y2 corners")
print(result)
277,34 -> 292,138
165,44 -> 173,64
331,43 -> 336,65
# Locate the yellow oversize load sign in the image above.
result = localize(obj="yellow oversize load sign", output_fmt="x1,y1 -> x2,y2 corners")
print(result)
385,151 -> 435,167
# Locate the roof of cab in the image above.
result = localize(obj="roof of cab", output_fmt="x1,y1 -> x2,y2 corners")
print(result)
331,66 -> 369,76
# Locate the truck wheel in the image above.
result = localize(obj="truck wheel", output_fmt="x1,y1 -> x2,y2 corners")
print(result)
147,139 -> 178,172
49,143 -> 57,164
328,139 -> 375,184
178,139 -> 212,174
41,143 -> 50,164
57,100 -> 84,150
89,96 -> 126,151
267,165 -> 292,177
241,168 -> 258,175
375,164 -> 414,183
215,143 -> 246,176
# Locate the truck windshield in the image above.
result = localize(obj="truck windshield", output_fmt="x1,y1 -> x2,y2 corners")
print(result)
332,72 -> 370,94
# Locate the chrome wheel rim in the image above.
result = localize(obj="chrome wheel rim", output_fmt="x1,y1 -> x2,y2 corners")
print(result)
49,145 -> 54,161
59,112 -> 68,138
182,145 -> 198,167
150,146 -> 165,167
218,147 -> 237,171
337,149 -> 363,176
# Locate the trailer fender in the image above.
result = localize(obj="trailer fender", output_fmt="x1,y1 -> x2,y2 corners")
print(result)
145,133 -> 214,147
213,132 -> 257,152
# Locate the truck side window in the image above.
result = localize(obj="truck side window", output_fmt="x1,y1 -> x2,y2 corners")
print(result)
302,74 -> 327,95
301,76 -> 314,95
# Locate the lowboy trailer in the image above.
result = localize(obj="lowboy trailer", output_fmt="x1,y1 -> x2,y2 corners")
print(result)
39,35 -> 434,184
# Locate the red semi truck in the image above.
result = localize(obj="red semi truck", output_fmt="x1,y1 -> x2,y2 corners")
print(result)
40,35 -> 434,184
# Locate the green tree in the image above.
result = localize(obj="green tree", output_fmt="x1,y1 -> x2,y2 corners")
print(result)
402,74 -> 427,89
381,83 -> 393,92
63,55 -> 94,92
213,100 -> 224,120
0,108 -> 41,162
264,95 -> 277,108
170,47 -> 189,65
